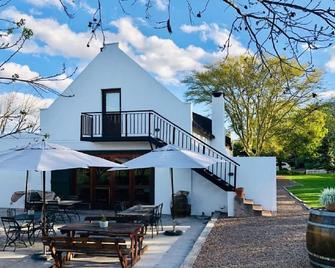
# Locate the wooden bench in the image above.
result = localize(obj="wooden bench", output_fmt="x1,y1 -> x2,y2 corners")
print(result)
43,236 -> 131,268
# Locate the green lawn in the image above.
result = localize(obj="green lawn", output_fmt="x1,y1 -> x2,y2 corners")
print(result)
285,174 -> 335,208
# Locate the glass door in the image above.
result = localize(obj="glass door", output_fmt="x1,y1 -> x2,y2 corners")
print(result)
102,89 -> 121,138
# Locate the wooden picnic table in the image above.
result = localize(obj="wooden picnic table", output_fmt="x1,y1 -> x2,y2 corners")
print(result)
117,204 -> 156,217
59,222 -> 143,264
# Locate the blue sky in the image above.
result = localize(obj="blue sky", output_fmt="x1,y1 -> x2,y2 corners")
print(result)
1,0 -> 335,114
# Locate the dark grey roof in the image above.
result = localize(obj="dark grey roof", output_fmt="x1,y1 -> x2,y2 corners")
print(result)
192,112 -> 232,150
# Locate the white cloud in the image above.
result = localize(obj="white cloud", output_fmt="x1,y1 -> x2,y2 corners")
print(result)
326,48 -> 335,73
319,90 -> 335,99
79,1 -> 95,15
1,7 -> 102,59
180,23 -> 247,56
25,0 -> 75,9
138,0 -> 168,10
0,62 -> 73,91
154,0 -> 169,10
1,8 -> 246,84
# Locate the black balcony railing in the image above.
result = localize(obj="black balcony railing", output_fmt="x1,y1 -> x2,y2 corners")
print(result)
81,110 -> 239,189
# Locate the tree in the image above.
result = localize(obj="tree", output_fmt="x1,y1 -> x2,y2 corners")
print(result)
317,101 -> 335,170
263,108 -> 327,168
183,56 -> 322,156
0,92 -> 51,138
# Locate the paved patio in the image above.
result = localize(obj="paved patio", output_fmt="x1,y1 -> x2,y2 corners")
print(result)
194,179 -> 311,268
0,214 -> 206,268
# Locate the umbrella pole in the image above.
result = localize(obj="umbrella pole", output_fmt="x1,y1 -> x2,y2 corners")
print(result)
42,171 -> 47,255
31,171 -> 50,261
170,168 -> 176,227
164,168 -> 182,236
24,171 -> 29,211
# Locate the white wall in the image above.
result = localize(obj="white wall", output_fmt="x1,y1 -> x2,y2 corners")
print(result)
234,157 -> 277,211
0,134 -> 51,208
190,171 -> 227,216
154,168 -> 228,216
154,168 -> 191,215
40,43 -> 192,143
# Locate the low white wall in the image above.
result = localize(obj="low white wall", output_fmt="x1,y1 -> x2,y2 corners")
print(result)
190,171 -> 227,216
154,168 -> 228,216
155,168 -> 192,215
234,157 -> 277,211
0,134 -> 51,208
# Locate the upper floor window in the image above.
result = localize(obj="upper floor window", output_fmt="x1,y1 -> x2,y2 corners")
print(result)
102,89 -> 121,113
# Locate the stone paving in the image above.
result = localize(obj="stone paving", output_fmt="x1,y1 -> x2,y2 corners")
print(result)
193,179 -> 311,268
0,214 -> 206,268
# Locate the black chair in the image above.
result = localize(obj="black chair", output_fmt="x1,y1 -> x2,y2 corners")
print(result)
6,208 -> 16,217
44,211 -> 57,236
1,217 -> 33,251
155,203 -> 163,231
46,202 -> 67,223
147,206 -> 159,238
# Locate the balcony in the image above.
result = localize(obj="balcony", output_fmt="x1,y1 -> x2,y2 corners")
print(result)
80,110 -> 153,142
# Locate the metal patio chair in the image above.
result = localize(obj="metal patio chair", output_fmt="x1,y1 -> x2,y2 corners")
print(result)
155,203 -> 164,231
1,217 -> 32,251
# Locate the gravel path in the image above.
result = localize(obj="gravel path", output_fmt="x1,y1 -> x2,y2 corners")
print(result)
193,179 -> 311,268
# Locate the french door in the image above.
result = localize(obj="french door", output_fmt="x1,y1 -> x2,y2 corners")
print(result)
102,89 -> 121,138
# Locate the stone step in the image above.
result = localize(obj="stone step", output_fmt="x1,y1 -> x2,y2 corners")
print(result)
262,210 -> 274,217
252,204 -> 262,211
243,199 -> 254,205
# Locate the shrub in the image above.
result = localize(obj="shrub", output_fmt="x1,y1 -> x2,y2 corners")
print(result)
320,188 -> 335,207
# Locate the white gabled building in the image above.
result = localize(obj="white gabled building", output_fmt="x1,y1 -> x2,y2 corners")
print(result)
0,43 -> 277,216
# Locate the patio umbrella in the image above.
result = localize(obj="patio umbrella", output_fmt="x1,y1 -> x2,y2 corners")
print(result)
0,140 -> 125,254
111,144 -> 225,235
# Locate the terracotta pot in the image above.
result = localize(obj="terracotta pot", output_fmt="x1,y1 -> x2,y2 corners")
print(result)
235,187 -> 244,199
326,203 -> 335,212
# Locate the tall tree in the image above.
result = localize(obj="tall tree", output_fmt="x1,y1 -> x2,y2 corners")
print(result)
317,101 -> 335,170
264,108 -> 327,167
183,56 -> 322,156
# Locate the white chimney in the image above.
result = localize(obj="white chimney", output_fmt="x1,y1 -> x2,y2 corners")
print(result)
211,91 -> 227,155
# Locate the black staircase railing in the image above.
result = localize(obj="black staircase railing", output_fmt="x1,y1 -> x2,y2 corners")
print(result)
81,110 -> 239,190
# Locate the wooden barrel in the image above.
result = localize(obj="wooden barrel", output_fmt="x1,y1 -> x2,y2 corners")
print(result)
306,209 -> 335,267
171,192 -> 191,217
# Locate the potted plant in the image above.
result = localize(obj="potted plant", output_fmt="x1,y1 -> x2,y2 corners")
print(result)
99,215 -> 108,228
235,187 -> 244,199
320,187 -> 335,211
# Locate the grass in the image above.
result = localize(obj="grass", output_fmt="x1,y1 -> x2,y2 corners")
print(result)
285,174 -> 335,208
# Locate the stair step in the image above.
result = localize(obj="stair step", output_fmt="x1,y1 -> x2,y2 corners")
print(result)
261,210 -> 274,217
243,199 -> 254,205
252,204 -> 263,211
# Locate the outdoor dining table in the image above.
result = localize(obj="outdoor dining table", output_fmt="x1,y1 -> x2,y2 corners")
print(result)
117,205 -> 155,218
58,222 -> 144,263
28,200 -> 81,208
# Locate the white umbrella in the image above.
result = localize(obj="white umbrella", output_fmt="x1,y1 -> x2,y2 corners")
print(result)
0,140 -> 125,242
110,144 -> 225,234
0,142 -> 124,171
